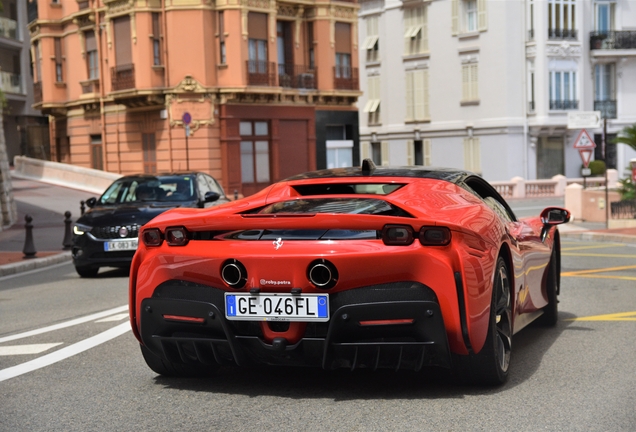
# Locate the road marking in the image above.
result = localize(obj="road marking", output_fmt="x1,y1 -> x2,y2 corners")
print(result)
0,305 -> 128,344
562,264 -> 636,276
95,313 -> 129,323
562,244 -> 625,252
568,311 -> 636,321
0,322 -> 130,382
0,261 -> 72,283
0,343 -> 63,355
563,253 -> 636,258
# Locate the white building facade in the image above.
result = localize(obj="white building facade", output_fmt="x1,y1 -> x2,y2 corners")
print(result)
358,0 -> 636,181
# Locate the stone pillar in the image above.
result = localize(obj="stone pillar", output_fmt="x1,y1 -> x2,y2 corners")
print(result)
0,106 -> 19,230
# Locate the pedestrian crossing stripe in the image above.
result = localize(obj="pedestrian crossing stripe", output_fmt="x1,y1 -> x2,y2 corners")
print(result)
568,311 -> 636,321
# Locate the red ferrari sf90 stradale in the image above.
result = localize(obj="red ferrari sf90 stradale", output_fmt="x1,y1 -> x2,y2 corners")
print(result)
129,160 -> 570,385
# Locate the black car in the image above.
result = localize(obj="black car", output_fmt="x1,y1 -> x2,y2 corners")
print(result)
72,173 -> 228,277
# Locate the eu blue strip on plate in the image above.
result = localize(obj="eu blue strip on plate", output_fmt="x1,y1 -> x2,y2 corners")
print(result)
226,295 -> 236,316
317,295 -> 328,318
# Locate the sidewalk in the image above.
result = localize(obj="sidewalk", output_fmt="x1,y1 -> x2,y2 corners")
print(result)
1,176 -> 635,278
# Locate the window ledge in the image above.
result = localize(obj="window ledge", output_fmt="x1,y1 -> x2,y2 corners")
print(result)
402,52 -> 430,61
217,64 -> 228,70
152,65 -> 164,71
365,60 -> 381,67
460,100 -> 480,106
54,82 -> 66,88
405,119 -> 431,124
458,31 -> 480,40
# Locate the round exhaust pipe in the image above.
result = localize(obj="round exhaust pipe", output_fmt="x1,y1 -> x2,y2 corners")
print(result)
307,259 -> 338,289
221,259 -> 247,288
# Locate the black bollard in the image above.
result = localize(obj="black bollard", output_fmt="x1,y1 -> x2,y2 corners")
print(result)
23,214 -> 37,259
63,211 -> 73,250
80,200 -> 85,215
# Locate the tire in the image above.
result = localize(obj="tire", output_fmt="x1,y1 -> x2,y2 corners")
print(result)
75,265 -> 99,278
537,248 -> 558,327
140,344 -> 218,378
453,256 -> 512,386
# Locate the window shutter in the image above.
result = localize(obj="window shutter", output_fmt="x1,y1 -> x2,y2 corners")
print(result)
405,71 -> 414,121
421,6 -> 428,52
478,0 -> 487,31
374,76 -> 381,123
381,141 -> 390,165
423,69 -> 430,119
423,139 -> 432,166
471,64 -> 479,100
463,138 -> 472,171
462,65 -> 469,101
404,8 -> 411,54
361,141 -> 370,160
406,140 -> 414,165
414,69 -> 425,121
473,137 -> 481,173
452,0 -> 459,35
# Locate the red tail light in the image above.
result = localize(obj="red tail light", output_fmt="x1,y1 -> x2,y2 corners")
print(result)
166,226 -> 189,246
142,228 -> 163,247
381,225 -> 414,246
419,227 -> 451,246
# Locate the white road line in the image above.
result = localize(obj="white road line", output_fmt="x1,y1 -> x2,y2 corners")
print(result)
0,343 -> 63,355
0,305 -> 128,344
0,322 -> 131,382
95,313 -> 129,323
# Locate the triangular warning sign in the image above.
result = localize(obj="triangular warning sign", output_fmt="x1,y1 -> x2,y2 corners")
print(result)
573,129 -> 596,149
579,149 -> 593,168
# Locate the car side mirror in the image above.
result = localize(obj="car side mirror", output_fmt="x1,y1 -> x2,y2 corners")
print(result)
85,197 -> 97,208
540,207 -> 571,226
204,191 -> 221,203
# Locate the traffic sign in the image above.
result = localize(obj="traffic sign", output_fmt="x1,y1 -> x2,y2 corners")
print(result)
182,112 -> 192,125
578,149 -> 593,168
573,129 -> 596,149
568,111 -> 601,129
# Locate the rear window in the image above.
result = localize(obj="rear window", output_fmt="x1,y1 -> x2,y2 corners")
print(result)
246,198 -> 412,217
292,183 -> 403,196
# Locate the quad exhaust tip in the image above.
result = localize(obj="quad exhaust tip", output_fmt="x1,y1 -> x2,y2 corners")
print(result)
307,259 -> 338,289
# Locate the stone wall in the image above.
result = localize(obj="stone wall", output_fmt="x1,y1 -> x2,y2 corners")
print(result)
0,107 -> 19,230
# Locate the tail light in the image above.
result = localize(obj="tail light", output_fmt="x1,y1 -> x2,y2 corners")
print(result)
142,228 -> 163,247
166,226 -> 189,246
419,227 -> 451,246
381,225 -> 414,246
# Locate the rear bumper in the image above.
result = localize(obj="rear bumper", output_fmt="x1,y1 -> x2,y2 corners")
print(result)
139,280 -> 452,371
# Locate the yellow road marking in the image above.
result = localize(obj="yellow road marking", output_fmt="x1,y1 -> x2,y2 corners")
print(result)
562,243 -> 624,251
563,253 -> 636,258
568,311 -> 636,321
563,274 -> 636,281
562,264 -> 636,276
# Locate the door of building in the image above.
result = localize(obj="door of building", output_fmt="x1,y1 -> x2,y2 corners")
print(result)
537,136 -> 564,178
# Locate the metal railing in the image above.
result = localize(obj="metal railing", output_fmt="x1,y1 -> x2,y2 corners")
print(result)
0,16 -> 18,40
0,71 -> 22,94
111,64 -> 135,91
548,29 -> 578,40
278,64 -> 317,89
590,31 -> 636,50
247,61 -> 276,86
550,99 -> 579,110
594,100 -> 617,119
611,200 -> 636,219
334,66 -> 358,90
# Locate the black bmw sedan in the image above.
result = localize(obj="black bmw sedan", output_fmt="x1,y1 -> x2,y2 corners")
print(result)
72,173 -> 228,277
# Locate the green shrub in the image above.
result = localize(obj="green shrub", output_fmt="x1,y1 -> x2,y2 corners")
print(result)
588,160 -> 606,176
617,176 -> 635,201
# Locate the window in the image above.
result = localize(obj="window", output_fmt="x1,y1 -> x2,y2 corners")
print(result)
248,13 -> 269,83
405,69 -> 429,121
452,0 -> 487,35
307,22 -> 315,69
461,63 -> 478,103
335,22 -> 352,79
240,121 -> 270,185
364,75 -> 381,125
595,1 -> 614,32
90,134 -> 103,171
595,63 -> 616,118
528,61 -> 535,112
326,140 -> 354,169
548,0 -> 576,39
152,13 -> 162,66
371,142 -> 382,165
363,15 -> 379,63
404,6 -> 427,55
54,38 -> 63,82
85,31 -> 98,79
218,11 -> 226,64
463,137 -> 481,174
407,139 -> 431,166
277,21 -> 294,87
549,70 -> 577,110
528,0 -> 535,39
142,133 -> 156,174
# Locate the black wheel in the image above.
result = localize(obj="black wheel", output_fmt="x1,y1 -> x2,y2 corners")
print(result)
453,256 -> 512,385
537,248 -> 558,327
140,344 -> 218,377
75,265 -> 99,278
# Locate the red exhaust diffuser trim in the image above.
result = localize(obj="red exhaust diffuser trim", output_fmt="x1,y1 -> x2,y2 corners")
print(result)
163,314 -> 205,324
359,319 -> 415,326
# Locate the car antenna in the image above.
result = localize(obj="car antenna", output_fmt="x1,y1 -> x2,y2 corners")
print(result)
361,158 -> 376,175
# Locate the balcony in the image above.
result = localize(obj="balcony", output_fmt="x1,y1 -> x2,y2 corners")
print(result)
278,63 -> 317,90
0,71 -> 22,94
594,100 -> 617,119
247,61 -> 276,87
0,16 -> 18,41
111,64 -> 135,91
550,100 -> 579,110
33,81 -> 42,104
548,29 -> 577,40
590,31 -> 636,50
80,79 -> 100,95
334,66 -> 359,90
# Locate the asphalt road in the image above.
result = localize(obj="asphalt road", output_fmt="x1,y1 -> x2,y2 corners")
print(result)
1,239 -> 635,431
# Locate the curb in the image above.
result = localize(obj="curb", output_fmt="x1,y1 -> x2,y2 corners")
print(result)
0,252 -> 73,277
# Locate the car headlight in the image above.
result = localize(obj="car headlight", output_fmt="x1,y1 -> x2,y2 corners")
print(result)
73,223 -> 92,235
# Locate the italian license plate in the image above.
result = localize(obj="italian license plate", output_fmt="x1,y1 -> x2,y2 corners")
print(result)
104,238 -> 138,251
225,293 -> 329,322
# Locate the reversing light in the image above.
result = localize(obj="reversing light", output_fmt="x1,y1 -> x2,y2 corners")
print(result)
166,226 -> 189,246
419,227 -> 451,246
142,228 -> 163,247
381,225 -> 414,246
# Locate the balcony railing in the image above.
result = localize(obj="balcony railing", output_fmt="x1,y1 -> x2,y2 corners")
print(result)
590,31 -> 636,50
278,63 -> 317,89
0,16 -> 18,40
550,99 -> 579,110
33,81 -> 42,104
548,29 -> 577,40
81,79 -> 100,95
0,71 -> 22,94
334,66 -> 359,90
594,100 -> 617,119
111,64 -> 135,91
247,61 -> 276,86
